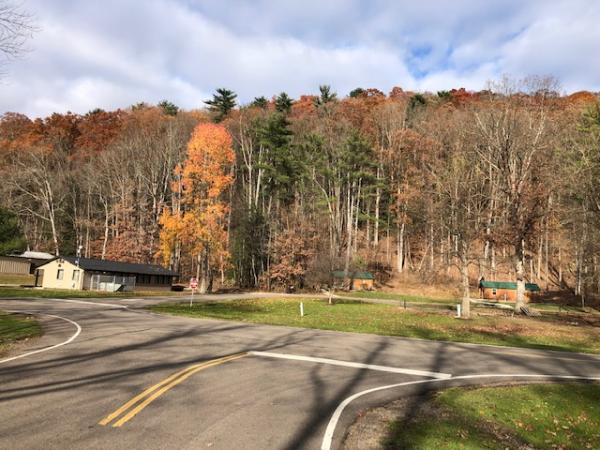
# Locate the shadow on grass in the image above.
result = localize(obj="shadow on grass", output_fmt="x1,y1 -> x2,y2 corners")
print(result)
153,298 -> 600,354
0,313 -> 41,345
384,382 -> 600,450
384,395 -> 523,449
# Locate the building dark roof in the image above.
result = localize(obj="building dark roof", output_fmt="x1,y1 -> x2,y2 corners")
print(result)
480,280 -> 541,292
42,256 -> 178,277
331,271 -> 374,280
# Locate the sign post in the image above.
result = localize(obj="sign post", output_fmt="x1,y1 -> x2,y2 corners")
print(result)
189,277 -> 198,307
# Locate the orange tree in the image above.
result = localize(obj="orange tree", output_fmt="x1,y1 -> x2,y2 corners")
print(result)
160,123 -> 234,292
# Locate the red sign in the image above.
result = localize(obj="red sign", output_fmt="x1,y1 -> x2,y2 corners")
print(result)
190,277 -> 198,289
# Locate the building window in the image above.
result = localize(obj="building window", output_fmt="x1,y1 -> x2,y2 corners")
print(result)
492,288 -> 497,295
72,270 -> 80,281
57,269 -> 64,280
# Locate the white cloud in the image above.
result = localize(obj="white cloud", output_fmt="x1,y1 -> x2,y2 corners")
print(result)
1,0 -> 599,117
498,4 -> 600,92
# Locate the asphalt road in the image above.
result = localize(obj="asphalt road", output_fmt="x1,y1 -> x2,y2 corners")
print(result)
1,295 -> 599,450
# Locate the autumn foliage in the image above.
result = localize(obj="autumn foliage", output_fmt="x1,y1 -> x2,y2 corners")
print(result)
159,123 -> 234,292
1,83 -> 600,303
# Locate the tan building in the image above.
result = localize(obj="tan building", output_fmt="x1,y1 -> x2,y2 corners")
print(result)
35,256 -> 178,292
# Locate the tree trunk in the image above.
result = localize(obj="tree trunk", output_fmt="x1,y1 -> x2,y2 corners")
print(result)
429,224 -> 434,271
558,246 -> 562,288
49,212 -> 59,256
460,240 -> 470,319
491,245 -> 496,280
101,201 -> 109,260
386,214 -> 391,265
537,232 -> 542,280
374,166 -> 381,248
396,222 -> 404,273
514,243 -> 526,312
197,252 -> 205,293
544,221 -> 549,290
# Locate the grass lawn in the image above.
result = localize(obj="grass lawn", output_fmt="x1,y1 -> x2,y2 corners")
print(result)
150,298 -> 600,353
387,383 -> 600,450
0,286 -> 185,299
0,311 -> 42,355
0,274 -> 35,285
339,291 -> 457,304
531,302 -> 599,314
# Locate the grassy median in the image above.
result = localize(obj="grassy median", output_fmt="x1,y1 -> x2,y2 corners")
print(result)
150,298 -> 600,353
386,383 -> 600,449
0,311 -> 42,355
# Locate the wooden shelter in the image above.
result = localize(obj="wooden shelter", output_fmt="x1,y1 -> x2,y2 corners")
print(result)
479,280 -> 541,302
331,271 -> 374,290
0,256 -> 32,276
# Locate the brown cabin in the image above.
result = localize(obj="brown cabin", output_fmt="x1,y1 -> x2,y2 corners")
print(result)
332,271 -> 374,290
479,280 -> 541,302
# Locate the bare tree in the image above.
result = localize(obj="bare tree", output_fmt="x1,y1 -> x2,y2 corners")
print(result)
475,77 -> 557,311
0,1 -> 37,72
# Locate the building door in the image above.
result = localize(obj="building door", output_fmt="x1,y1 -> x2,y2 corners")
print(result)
34,269 -> 44,287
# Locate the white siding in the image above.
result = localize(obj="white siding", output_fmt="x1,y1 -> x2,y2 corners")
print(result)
37,259 -> 85,290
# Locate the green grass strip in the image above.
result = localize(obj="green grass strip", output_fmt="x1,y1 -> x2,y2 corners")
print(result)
0,311 -> 42,355
388,383 -> 600,449
150,298 -> 600,354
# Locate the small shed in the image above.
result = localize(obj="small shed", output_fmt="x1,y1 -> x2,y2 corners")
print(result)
479,280 -> 541,302
332,271 -> 374,291
34,256 -> 178,292
0,255 -> 33,276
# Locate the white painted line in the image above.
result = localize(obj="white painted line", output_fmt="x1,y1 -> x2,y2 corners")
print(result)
249,351 -> 452,379
49,298 -> 128,309
320,373 -> 600,450
0,311 -> 82,365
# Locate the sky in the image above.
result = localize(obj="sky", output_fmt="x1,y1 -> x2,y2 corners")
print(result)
2,0 -> 600,117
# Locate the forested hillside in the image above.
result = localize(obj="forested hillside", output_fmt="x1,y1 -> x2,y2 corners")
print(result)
1,78 -> 599,302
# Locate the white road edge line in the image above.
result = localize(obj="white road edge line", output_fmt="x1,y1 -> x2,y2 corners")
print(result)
249,351 -> 452,379
48,298 -> 128,309
0,311 -> 82,365
320,373 -> 600,450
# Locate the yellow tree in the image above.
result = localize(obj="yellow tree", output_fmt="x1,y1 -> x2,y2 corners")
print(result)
159,123 -> 234,292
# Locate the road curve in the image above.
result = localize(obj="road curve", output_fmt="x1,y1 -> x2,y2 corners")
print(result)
1,295 -> 599,450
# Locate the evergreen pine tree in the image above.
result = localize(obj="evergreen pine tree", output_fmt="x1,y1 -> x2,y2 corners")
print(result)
158,100 -> 179,116
0,208 -> 26,255
314,85 -> 337,107
251,96 -> 268,109
274,92 -> 294,114
204,88 -> 237,122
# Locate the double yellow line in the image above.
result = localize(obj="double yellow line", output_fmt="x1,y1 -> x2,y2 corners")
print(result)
99,352 -> 248,427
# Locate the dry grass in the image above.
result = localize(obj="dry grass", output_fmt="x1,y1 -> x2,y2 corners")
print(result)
378,273 -> 462,300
